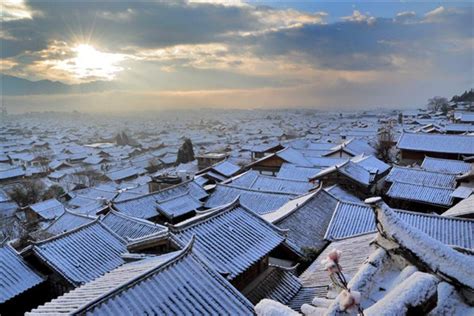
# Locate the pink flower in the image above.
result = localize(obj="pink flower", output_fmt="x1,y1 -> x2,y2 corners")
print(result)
321,258 -> 339,273
328,249 -> 342,263
340,290 -> 361,312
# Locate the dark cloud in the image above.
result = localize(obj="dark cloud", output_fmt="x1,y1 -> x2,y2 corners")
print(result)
2,0 -> 261,57
235,8 -> 473,71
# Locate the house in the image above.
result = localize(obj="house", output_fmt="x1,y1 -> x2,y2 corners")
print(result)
0,244 -> 45,315
227,170 -> 314,195
24,220 -> 127,296
263,189 -> 339,253
323,199 -> 473,250
0,166 -> 25,184
27,241 -> 255,315
397,132 -> 474,163
169,200 -> 300,290
205,184 -> 296,216
101,210 -> 167,240
421,156 -> 472,175
197,159 -> 241,183
310,160 -> 379,199
384,166 -> 458,212
196,152 -> 228,169
112,179 -> 207,221
251,142 -> 284,160
24,199 -> 66,227
255,198 -> 474,315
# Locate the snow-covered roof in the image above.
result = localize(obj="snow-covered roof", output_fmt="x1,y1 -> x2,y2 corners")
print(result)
170,201 -> 287,280
243,265 -> 302,305
299,233 -> 376,289
0,245 -> 44,304
442,195 -> 474,218
386,166 -> 457,188
421,156 -> 472,175
205,184 -> 296,215
276,163 -> 321,181
324,200 -> 474,249
271,189 -> 339,251
113,180 -> 207,219
156,192 -> 202,219
32,221 -> 127,285
397,133 -> 474,155
44,210 -> 96,236
212,160 -> 241,177
27,242 -> 254,315
101,210 -> 166,240
386,181 -> 455,207
230,170 -> 313,194
29,199 -> 65,220
0,167 -> 25,180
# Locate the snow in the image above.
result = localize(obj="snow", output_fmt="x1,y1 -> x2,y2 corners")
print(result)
255,299 -> 300,316
369,199 -> 474,289
365,272 -> 439,316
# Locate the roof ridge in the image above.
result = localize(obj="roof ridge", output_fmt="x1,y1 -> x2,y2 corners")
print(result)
73,238 -> 195,314
113,179 -> 197,203
218,183 -> 297,196
169,198 -> 241,232
33,217 -> 101,245
104,210 -> 167,229
389,179 -> 456,191
391,165 -> 458,177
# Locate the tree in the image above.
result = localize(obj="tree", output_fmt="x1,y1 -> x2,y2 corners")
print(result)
73,167 -> 104,187
147,157 -> 162,173
42,185 -> 65,200
8,180 -> 46,207
177,138 -> 195,164
375,124 -> 394,162
427,97 -> 449,113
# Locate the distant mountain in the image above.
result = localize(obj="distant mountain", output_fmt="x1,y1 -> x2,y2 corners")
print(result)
0,74 -> 116,95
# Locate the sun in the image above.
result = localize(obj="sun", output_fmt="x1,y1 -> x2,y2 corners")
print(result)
65,44 -> 126,81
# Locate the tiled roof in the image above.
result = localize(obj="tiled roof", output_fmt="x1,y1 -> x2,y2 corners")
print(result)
324,201 -> 473,249
29,199 -> 65,220
0,245 -> 44,304
212,160 -> 241,177
386,167 -> 457,188
205,184 -> 296,215
101,210 -> 166,240
421,157 -> 472,175
325,185 -> 362,203
243,265 -> 302,305
106,166 -> 145,181
0,167 -> 25,180
352,155 -> 390,175
300,233 -> 375,289
276,163 -> 321,181
44,210 -> 96,236
27,242 -> 254,315
276,147 -> 313,167
397,133 -> 474,155
442,195 -> 474,218
231,170 -> 313,194
338,161 -> 372,186
386,181 -> 455,207
113,180 -> 207,219
33,221 -> 127,285
156,192 -> 202,219
273,189 -> 339,252
170,201 -> 286,280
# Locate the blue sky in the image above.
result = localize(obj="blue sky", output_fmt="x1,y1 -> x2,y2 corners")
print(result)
1,0 -> 473,112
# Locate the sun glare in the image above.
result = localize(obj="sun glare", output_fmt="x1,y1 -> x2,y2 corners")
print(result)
64,44 -> 125,81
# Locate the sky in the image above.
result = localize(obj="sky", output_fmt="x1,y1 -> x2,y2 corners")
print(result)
1,0 -> 473,113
